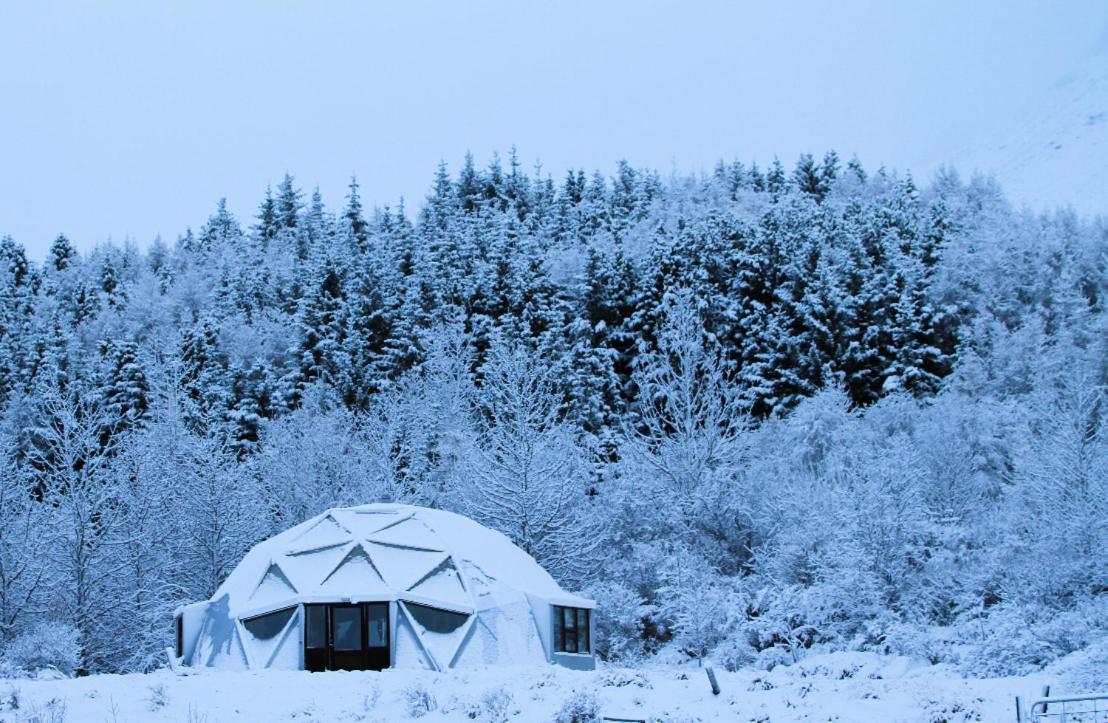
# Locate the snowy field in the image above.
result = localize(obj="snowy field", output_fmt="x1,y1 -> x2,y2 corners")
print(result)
3,650 -> 1102,723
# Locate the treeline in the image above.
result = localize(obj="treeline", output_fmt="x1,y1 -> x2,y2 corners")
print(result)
0,150 -> 1104,675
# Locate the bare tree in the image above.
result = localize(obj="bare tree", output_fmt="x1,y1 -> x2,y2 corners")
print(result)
623,290 -> 750,542
0,445 -> 44,645
28,384 -> 124,671
462,340 -> 600,588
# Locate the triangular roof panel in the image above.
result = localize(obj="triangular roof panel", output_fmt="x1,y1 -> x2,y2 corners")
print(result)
408,557 -> 471,609
319,544 -> 390,595
288,514 -> 351,552
367,543 -> 450,592
249,563 -> 298,606
365,516 -> 444,551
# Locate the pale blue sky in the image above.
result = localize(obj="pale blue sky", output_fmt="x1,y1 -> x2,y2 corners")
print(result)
1,1 -> 1105,257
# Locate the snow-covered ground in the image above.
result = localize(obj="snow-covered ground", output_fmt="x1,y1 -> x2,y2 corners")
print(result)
2,650 -> 1102,723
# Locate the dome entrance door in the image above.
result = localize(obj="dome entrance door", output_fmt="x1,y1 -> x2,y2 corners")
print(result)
304,602 -> 390,672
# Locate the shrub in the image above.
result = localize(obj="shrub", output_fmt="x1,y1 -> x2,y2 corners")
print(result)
147,683 -> 169,711
475,687 -> 513,722
0,684 -> 19,711
713,628 -> 757,672
402,683 -> 438,718
959,597 -> 1108,676
0,623 -> 81,677
553,690 -> 601,723
588,582 -> 652,662
597,668 -> 651,689
24,697 -> 68,723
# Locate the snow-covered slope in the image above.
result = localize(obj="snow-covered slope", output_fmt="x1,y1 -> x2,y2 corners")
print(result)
953,51 -> 1108,215
0,651 -> 1097,722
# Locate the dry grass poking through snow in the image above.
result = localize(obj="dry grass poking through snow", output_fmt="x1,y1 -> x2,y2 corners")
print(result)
0,651 -> 1100,722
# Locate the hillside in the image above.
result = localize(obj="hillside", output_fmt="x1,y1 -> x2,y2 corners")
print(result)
953,50 -> 1108,214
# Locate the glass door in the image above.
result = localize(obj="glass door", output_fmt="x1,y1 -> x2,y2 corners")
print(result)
303,603 -> 391,672
330,603 -> 364,670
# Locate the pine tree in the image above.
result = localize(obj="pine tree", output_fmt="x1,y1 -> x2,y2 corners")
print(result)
197,198 -> 242,255
276,173 -> 303,229
0,237 -> 35,405
457,151 -> 483,212
766,158 -> 788,198
100,340 -> 149,428
253,186 -> 279,249
343,175 -> 370,249
178,317 -> 229,430
792,153 -> 822,200
49,234 -> 77,273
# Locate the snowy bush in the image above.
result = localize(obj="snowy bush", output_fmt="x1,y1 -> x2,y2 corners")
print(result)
0,623 -> 82,677
713,628 -> 757,672
959,597 -> 1108,676
598,668 -> 652,689
754,645 -> 795,672
466,687 -> 513,722
922,696 -> 984,723
0,684 -> 19,711
1053,636 -> 1108,693
402,683 -> 438,718
656,546 -> 732,664
588,581 -> 650,662
553,689 -> 601,723
147,683 -> 169,711
22,697 -> 68,723
881,621 -> 954,665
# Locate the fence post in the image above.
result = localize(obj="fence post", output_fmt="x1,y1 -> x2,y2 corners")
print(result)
705,664 -> 721,696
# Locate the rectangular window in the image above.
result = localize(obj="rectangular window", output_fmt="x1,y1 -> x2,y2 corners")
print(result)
366,603 -> 389,647
175,615 -> 183,658
305,604 -> 327,649
553,606 -> 590,654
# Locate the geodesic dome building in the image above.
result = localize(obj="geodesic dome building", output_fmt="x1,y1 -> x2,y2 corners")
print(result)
174,504 -> 596,672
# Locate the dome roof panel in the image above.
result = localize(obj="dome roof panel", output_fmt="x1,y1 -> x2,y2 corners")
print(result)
212,504 -> 593,618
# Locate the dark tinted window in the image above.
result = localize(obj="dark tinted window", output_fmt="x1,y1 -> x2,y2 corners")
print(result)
367,604 -> 388,647
175,615 -> 183,658
305,604 -> 327,649
554,606 -> 590,654
242,606 -> 296,641
405,602 -> 468,634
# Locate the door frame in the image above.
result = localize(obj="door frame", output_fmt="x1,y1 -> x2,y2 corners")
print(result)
303,602 -> 391,672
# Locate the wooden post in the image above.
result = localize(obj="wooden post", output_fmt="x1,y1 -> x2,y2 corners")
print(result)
1014,695 -> 1022,723
705,664 -> 721,696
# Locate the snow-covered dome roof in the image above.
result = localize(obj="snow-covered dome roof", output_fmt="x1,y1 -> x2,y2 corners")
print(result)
214,503 -> 592,621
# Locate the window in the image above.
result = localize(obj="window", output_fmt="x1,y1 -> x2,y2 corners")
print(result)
405,602 -> 468,634
553,606 -> 590,654
305,604 -> 327,649
175,615 -> 183,658
241,606 -> 296,641
366,604 -> 388,647
332,606 -> 362,651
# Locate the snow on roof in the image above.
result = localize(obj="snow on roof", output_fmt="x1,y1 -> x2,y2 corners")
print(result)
210,504 -> 593,619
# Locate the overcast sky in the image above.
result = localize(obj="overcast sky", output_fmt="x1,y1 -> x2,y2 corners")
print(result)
1,1 -> 1106,257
